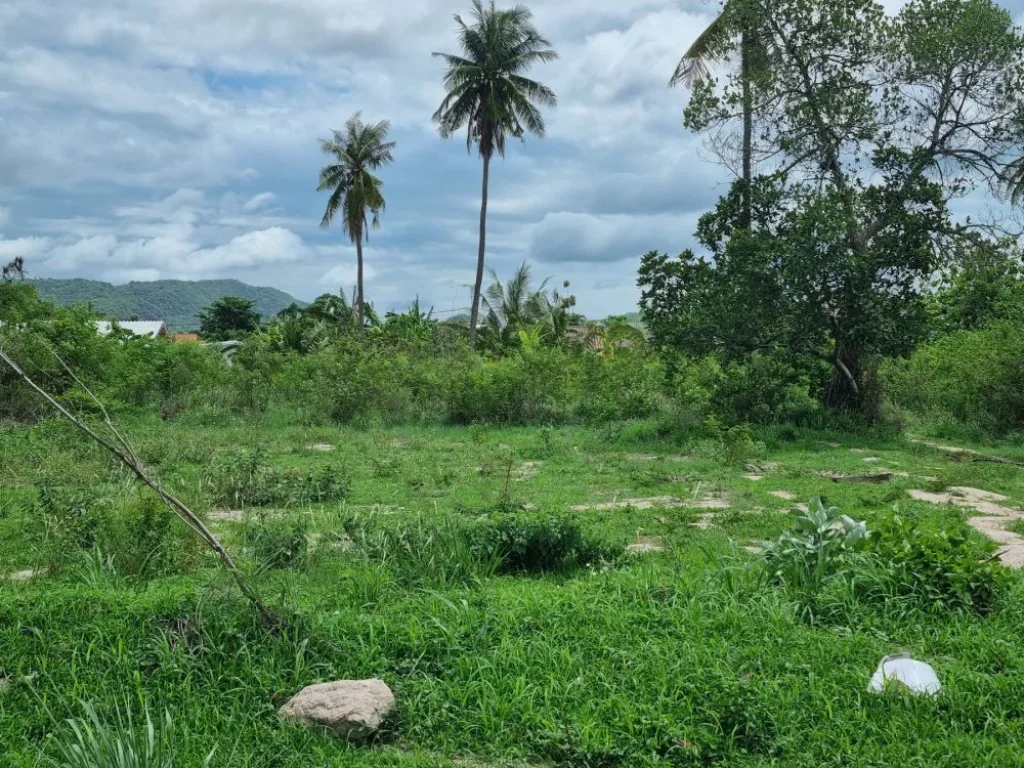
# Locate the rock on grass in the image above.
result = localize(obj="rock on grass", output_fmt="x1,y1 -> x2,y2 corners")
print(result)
278,679 -> 395,740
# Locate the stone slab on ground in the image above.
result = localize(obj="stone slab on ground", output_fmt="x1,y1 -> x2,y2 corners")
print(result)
627,536 -> 666,554
279,679 -> 395,740
570,495 -> 729,512
909,487 -> 1024,569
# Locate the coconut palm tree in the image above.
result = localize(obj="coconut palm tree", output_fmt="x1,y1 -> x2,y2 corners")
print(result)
670,0 -> 767,229
317,113 -> 395,331
482,262 -> 550,340
433,0 -> 558,346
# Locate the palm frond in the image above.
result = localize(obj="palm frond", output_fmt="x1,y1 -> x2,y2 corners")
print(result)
669,11 -> 731,88
433,0 -> 557,153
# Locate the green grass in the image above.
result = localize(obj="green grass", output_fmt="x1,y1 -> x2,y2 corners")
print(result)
2,417 -> 1023,766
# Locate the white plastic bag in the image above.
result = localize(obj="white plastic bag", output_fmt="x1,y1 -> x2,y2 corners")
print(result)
868,652 -> 941,696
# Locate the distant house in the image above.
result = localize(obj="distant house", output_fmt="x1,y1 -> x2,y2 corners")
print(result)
172,333 -> 200,344
95,320 -> 168,338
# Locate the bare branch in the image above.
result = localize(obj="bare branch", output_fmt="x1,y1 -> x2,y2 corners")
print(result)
0,345 -> 278,627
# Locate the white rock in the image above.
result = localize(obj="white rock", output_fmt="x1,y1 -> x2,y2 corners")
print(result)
868,653 -> 940,696
279,679 -> 395,739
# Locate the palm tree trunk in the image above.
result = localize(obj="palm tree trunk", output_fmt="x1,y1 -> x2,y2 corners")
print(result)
355,235 -> 365,333
469,151 -> 492,347
740,27 -> 753,230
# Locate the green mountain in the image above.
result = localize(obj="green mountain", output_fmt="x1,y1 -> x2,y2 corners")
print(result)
31,278 -> 303,331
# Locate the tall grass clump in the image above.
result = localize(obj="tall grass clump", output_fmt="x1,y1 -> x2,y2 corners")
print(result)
205,448 -> 349,507
42,702 -> 215,768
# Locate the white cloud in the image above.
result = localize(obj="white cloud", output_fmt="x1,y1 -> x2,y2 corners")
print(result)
0,0 -> 949,318
528,211 -> 697,264
243,192 -> 278,212
320,262 -> 378,287
0,206 -> 10,229
0,236 -> 51,260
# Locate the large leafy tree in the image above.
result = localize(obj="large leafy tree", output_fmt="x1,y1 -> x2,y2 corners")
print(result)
433,0 -> 557,346
646,0 -> 1024,411
199,297 -> 261,341
318,113 -> 395,332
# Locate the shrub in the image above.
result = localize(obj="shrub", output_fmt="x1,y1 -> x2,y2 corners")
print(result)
764,498 -> 869,610
206,449 -> 349,507
337,514 -> 498,588
33,486 -> 110,572
472,512 -> 622,574
244,516 -> 309,570
31,488 -> 201,579
764,501 -> 1010,619
866,514 -> 1009,616
671,353 -> 821,427
882,320 -> 1024,435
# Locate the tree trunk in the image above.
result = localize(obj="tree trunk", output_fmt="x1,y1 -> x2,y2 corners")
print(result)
739,27 -> 754,230
469,151 -> 492,347
355,235 -> 365,333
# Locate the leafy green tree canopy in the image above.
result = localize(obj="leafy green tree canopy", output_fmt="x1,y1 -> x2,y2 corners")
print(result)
199,297 -> 261,341
645,0 -> 1024,410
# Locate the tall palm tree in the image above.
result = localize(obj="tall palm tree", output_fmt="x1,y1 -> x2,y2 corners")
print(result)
317,112 -> 395,331
670,0 -> 767,229
433,0 -> 558,346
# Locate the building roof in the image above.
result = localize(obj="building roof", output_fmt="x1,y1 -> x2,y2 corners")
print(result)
95,320 -> 168,337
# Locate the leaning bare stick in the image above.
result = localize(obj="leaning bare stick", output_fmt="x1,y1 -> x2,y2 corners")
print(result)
0,346 -> 276,627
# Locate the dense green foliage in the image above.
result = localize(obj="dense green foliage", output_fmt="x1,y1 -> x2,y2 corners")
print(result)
646,0 -> 1024,414
30,278 -> 301,331
2,417 -> 1024,766
198,296 -> 262,341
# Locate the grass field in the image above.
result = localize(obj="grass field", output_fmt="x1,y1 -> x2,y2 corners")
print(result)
2,416 -> 1024,766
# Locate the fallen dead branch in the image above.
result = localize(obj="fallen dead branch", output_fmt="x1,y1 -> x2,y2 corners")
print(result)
0,345 -> 277,627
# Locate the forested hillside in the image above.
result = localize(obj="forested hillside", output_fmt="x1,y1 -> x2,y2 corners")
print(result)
31,278 -> 302,330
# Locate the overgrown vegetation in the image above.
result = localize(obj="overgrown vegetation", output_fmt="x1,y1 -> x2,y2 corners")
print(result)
2,419 -> 1023,766
4,0 -> 1024,764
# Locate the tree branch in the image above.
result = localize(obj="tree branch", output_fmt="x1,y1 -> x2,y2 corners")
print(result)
0,345 -> 278,628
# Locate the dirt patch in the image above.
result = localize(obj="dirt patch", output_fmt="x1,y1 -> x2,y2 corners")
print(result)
692,508 -> 766,530
6,569 -> 41,581
911,439 -> 1024,467
769,490 -> 797,501
744,474 -> 764,482
862,457 -> 882,463
621,453 -> 690,463
969,519 -> 1024,568
514,461 -> 541,481
908,487 -> 1016,515
570,495 -> 729,512
210,509 -> 245,522
627,536 -> 667,554
826,442 -> 842,448
815,470 -> 893,484
308,444 -> 335,452
908,487 -> 1024,568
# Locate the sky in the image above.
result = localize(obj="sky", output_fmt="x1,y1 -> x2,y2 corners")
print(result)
0,0 -> 1019,317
